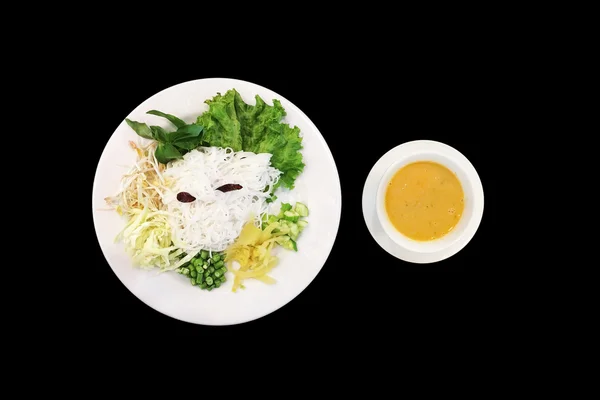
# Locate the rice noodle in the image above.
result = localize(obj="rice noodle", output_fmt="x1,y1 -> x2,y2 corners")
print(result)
163,147 -> 281,253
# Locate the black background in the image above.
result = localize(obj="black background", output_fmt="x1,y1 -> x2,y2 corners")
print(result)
88,56 -> 500,338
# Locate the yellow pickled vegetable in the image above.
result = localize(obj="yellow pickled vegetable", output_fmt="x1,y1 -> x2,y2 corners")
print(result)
225,221 -> 283,292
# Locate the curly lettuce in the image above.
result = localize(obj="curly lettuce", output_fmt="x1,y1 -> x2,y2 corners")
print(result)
197,89 -> 304,189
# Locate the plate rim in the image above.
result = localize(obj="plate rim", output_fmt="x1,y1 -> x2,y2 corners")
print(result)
92,77 -> 342,325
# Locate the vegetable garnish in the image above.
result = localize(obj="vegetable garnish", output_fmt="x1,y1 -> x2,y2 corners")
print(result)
126,111 -> 204,164
216,183 -> 243,192
108,89 -> 309,292
225,203 -> 308,291
197,89 -> 305,190
176,192 -> 196,203
177,251 -> 227,291
104,141 -> 177,269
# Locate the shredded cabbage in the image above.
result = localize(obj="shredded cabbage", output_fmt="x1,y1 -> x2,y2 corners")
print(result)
115,202 -> 180,269
105,141 -> 176,269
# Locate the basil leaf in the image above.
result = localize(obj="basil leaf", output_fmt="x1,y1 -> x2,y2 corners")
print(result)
155,143 -> 182,164
172,139 -> 200,150
150,126 -> 169,143
125,119 -> 153,139
170,124 -> 203,143
147,110 -> 186,129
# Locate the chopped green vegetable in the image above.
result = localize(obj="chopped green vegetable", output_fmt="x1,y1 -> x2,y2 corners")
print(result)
283,211 -> 300,223
294,202 -> 309,217
265,202 -> 309,252
179,251 -> 227,291
297,220 -> 308,231
280,203 -> 293,214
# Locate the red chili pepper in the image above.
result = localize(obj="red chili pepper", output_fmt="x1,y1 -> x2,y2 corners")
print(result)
177,192 -> 196,203
216,184 -> 243,192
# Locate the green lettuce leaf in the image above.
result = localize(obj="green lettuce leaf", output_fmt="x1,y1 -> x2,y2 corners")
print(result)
196,89 -> 304,189
196,90 -> 243,151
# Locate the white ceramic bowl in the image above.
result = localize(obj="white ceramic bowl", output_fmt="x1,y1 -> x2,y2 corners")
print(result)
375,141 -> 483,256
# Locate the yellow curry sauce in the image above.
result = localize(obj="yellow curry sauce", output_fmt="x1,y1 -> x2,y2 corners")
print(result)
385,161 -> 464,241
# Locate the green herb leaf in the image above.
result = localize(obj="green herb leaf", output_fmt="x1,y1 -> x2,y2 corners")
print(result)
155,143 -> 182,164
172,139 -> 200,150
150,126 -> 169,143
125,119 -> 153,139
196,89 -> 304,189
196,90 -> 243,151
147,110 -> 186,129
169,124 -> 203,143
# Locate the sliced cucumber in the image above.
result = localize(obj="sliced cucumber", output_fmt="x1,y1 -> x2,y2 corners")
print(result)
294,202 -> 309,217
283,210 -> 300,223
297,220 -> 308,231
290,223 -> 300,240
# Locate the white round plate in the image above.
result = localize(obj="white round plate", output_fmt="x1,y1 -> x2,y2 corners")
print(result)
362,140 -> 483,264
92,78 -> 341,325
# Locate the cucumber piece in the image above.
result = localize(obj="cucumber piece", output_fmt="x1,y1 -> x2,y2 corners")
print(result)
297,220 -> 308,231
294,202 -> 309,217
290,223 -> 300,240
283,211 -> 300,223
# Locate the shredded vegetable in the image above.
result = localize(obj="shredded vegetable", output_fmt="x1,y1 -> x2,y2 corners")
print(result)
105,141 -> 176,269
105,141 -> 169,214
225,221 -> 282,292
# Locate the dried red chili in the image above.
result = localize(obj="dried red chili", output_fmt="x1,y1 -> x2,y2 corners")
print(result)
216,184 -> 243,192
177,192 -> 196,203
